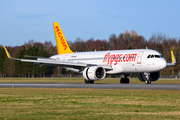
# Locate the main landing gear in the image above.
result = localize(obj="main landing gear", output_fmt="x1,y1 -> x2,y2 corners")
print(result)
120,78 -> 129,84
85,79 -> 94,84
120,75 -> 130,84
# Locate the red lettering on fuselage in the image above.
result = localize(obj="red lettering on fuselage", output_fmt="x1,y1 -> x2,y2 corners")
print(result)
103,53 -> 137,65
55,26 -> 68,50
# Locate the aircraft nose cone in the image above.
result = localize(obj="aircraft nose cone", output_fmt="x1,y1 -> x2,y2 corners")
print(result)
158,59 -> 167,70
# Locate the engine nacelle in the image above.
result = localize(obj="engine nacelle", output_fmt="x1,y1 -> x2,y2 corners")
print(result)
137,72 -> 160,82
83,66 -> 106,80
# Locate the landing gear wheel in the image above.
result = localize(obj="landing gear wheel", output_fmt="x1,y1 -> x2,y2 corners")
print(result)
89,80 -> 94,84
120,78 -> 125,84
145,80 -> 151,84
85,79 -> 90,84
85,80 -> 94,84
125,78 -> 129,84
120,78 -> 129,84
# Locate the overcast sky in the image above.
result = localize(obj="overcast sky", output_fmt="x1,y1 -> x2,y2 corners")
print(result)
1,0 -> 180,46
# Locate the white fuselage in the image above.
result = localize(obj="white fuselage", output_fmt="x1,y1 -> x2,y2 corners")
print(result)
50,49 -> 167,74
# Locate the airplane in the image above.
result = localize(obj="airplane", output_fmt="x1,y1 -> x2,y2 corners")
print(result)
3,22 -> 176,84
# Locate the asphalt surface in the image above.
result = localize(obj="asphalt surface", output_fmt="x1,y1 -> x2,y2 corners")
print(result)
0,83 -> 180,90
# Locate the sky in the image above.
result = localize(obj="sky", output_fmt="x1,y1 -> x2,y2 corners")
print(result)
1,0 -> 180,46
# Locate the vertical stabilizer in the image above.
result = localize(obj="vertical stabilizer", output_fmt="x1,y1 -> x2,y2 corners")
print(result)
53,22 -> 73,54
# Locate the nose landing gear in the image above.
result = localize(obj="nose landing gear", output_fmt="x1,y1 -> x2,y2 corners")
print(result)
144,72 -> 151,84
145,80 -> 151,84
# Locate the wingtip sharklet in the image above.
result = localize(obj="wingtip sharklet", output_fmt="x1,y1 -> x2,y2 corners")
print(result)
3,45 -> 11,58
166,51 -> 176,66
171,51 -> 176,64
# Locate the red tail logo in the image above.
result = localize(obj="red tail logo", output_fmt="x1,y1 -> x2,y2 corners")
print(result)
55,26 -> 68,50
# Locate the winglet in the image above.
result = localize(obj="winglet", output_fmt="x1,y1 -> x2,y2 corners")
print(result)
171,51 -> 176,64
167,51 -> 176,66
53,22 -> 73,55
3,45 -> 11,58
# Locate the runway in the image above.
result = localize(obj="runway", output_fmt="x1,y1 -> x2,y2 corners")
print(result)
0,83 -> 180,90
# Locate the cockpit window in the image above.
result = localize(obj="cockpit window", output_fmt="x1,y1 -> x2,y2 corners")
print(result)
155,55 -> 160,58
151,55 -> 154,58
147,54 -> 164,59
147,55 -> 151,58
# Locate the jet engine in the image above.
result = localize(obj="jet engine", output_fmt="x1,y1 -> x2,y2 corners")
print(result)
137,71 -> 160,82
83,66 -> 106,80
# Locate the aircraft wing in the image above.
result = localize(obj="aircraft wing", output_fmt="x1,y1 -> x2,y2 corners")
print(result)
3,45 -> 87,67
166,51 -> 176,66
3,46 -> 112,69
21,59 -> 88,67
24,55 -> 50,59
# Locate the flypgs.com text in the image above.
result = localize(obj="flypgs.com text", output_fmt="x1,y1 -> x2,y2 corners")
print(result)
103,53 -> 137,65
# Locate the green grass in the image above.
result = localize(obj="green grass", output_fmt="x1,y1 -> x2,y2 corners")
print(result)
0,88 -> 180,119
0,77 -> 84,83
0,77 -> 180,84
0,78 -> 180,119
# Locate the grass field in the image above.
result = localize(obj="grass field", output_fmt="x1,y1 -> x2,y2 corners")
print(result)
0,88 -> 180,120
0,78 -> 180,119
0,77 -> 180,84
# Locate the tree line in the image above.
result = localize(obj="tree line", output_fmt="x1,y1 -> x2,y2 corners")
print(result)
0,30 -> 179,77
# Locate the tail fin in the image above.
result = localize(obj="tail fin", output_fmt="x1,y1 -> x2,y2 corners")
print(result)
53,22 -> 73,54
